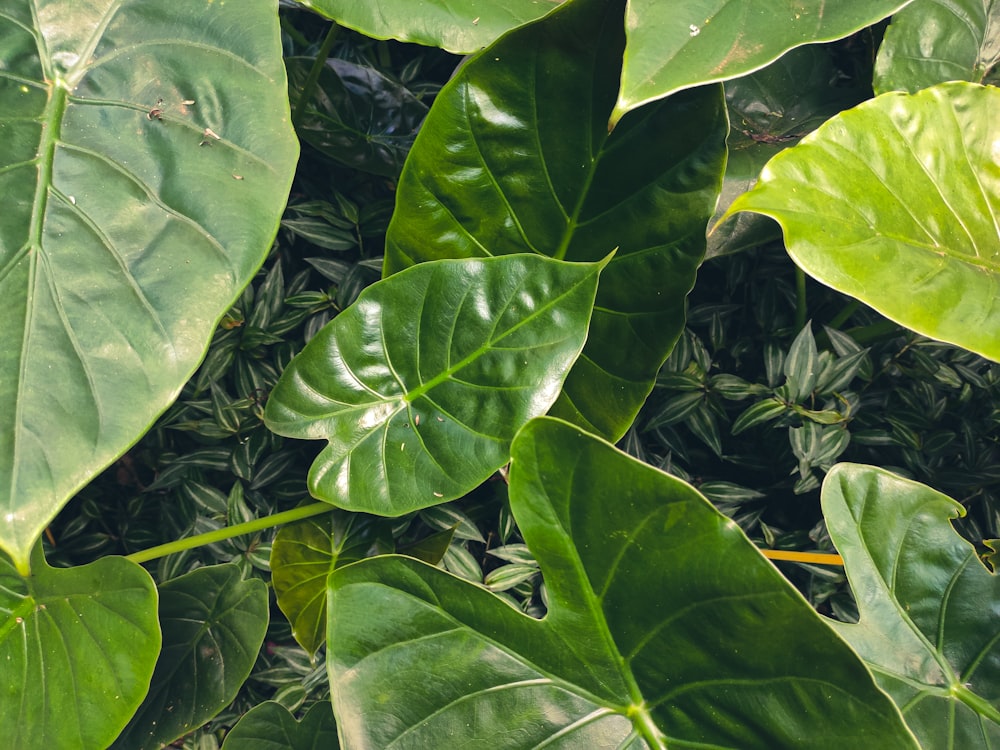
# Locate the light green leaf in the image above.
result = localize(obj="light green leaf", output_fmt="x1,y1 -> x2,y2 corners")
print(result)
874,0 -> 1000,94
613,0 -> 911,121
725,82 -> 1000,363
325,417 -> 918,748
271,510 -> 382,655
709,44 -> 871,258
264,254 -> 603,516
0,546 -> 159,749
0,0 -> 298,572
221,701 -> 339,750
385,0 -> 727,441
822,463 -> 1000,748
299,0 -> 565,53
111,564 -> 269,749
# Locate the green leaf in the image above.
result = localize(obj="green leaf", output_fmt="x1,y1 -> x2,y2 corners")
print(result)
0,0 -> 298,571
822,463 -> 1000,748
732,397 -> 788,434
264,254 -> 602,516
221,701 -> 339,750
111,564 -> 269,749
874,0 -> 1000,94
726,82 -> 1000,363
325,417 -> 918,748
0,546 -> 159,749
286,56 -> 428,178
385,0 -> 727,441
271,510 -> 378,655
784,322 -> 819,401
612,0 -> 910,121
300,0 -> 564,53
709,44 -> 871,258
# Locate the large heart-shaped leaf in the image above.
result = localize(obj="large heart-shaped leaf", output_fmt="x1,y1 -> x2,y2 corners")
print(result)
613,0 -> 911,122
325,417 -> 918,748
221,701 -> 339,750
299,0 -> 564,53
111,564 -> 269,749
264,254 -> 603,516
874,0 -> 1000,94
822,464 -> 1000,748
0,546 -> 159,749
709,44 -> 870,258
724,82 -> 1000,362
0,0 -> 298,572
385,0 -> 727,441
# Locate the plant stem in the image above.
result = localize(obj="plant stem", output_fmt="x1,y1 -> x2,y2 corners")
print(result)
291,22 -> 340,128
794,265 -> 807,331
125,501 -> 334,565
761,549 -> 843,566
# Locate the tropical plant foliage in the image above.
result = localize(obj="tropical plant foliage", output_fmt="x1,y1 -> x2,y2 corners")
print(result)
2,0 -> 999,747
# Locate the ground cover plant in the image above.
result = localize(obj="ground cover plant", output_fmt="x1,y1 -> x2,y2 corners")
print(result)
2,0 -> 999,747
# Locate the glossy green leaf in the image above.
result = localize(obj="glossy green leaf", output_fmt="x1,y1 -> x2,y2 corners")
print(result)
709,44 -> 870,258
0,546 -> 159,749
300,0 -> 564,53
613,0 -> 909,121
271,510 -> 382,655
822,463 -> 1000,748
0,0 -> 298,571
385,0 -> 727,441
264,254 -> 602,516
326,417 -> 918,748
874,0 -> 1000,94
111,564 -> 269,749
784,322 -> 819,401
725,82 -> 1000,362
287,56 -> 428,178
221,701 -> 339,750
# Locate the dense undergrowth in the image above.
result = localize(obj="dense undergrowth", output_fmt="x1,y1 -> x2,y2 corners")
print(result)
34,8 -> 1000,745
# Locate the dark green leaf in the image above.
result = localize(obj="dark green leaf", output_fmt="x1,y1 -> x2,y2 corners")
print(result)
326,418 -> 918,748
264,254 -> 602,516
111,564 -> 269,749
385,0 -> 727,441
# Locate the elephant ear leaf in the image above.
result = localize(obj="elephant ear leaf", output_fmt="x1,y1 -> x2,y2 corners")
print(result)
0,0 -> 298,572
724,82 -> 1000,363
822,463 -> 1000,749
614,0 -> 911,120
264,255 -> 604,517
385,0 -> 729,441
325,418 -> 919,749
0,546 -> 160,749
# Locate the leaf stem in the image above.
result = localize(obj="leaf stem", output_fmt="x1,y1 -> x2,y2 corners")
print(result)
125,501 -> 334,565
794,265 -> 807,331
762,549 -> 843,566
291,22 -> 340,128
